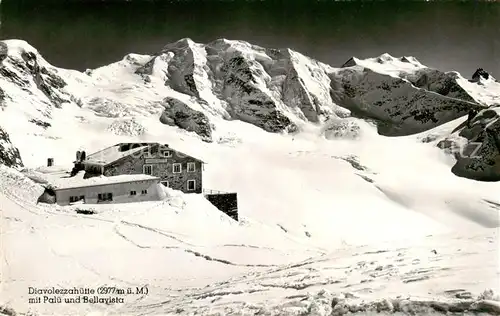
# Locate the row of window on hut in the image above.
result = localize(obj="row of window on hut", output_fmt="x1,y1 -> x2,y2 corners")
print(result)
68,189 -> 150,204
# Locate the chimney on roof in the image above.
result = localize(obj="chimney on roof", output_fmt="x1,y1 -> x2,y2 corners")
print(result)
76,150 -> 86,162
47,158 -> 54,167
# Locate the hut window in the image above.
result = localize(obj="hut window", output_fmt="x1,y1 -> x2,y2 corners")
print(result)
143,165 -> 153,175
187,162 -> 196,172
98,193 -> 113,202
187,180 -> 196,191
130,191 -> 137,196
141,189 -> 148,195
69,195 -> 85,203
173,163 -> 182,173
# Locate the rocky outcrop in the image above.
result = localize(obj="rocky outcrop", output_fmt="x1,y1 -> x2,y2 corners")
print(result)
0,126 -> 23,168
0,86 -> 5,108
472,68 -> 491,82
341,57 -> 357,68
158,39 -> 202,98
20,50 -> 69,107
0,42 -> 8,65
142,39 -> 335,133
328,67 -> 482,136
218,54 -> 297,133
134,52 -> 172,84
335,54 -> 488,136
136,41 -> 492,137
159,97 -> 214,142
406,69 -> 477,103
29,118 -> 51,129
451,106 -> 500,181
277,49 -> 342,122
0,40 -> 72,109
281,64 -> 322,122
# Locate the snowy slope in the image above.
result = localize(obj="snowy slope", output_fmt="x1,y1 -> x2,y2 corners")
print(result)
342,53 -> 500,107
1,39 -> 499,315
336,54 -> 493,136
411,77 -> 500,182
2,39 -> 497,144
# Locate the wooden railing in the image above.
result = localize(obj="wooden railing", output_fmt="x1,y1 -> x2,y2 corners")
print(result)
203,188 -> 234,195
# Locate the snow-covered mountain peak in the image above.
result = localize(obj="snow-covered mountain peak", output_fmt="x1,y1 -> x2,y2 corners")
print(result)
374,53 -> 424,68
0,39 -> 56,77
162,37 -> 196,48
400,55 -> 423,66
338,52 -> 499,109
132,38 -> 352,132
1,39 -> 40,59
376,52 -> 395,62
341,53 -> 428,78
472,67 -> 496,83
0,39 -> 84,123
2,37 -> 495,148
206,38 -> 271,56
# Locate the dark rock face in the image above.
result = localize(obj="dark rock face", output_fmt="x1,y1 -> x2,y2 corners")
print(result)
20,51 -> 69,108
472,68 -> 490,82
282,59 -> 321,122
142,40 -> 308,134
259,110 -> 297,133
0,42 -> 8,65
159,39 -> 201,98
29,118 -> 52,129
0,57 -> 31,88
340,57 -> 357,68
134,57 -> 155,76
0,43 -> 71,109
219,54 -> 298,133
0,87 -> 5,108
451,107 -> 500,181
407,69 -> 476,103
138,41 -> 490,137
0,126 -> 23,168
159,97 -> 214,142
329,68 -> 481,136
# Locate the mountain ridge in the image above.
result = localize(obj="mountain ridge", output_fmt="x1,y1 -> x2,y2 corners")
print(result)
1,38 -> 500,316
1,38 -> 500,180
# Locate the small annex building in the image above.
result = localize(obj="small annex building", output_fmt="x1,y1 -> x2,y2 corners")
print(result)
49,174 -> 164,206
74,143 -> 204,194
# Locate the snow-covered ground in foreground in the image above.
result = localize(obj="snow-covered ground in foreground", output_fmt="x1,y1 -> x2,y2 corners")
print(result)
0,39 -> 499,315
1,115 -> 500,315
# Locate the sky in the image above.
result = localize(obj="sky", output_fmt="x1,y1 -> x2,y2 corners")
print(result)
1,1 -> 499,77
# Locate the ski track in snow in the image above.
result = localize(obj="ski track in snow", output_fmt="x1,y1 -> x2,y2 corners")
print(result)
1,139 -> 499,315
113,222 -> 279,267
